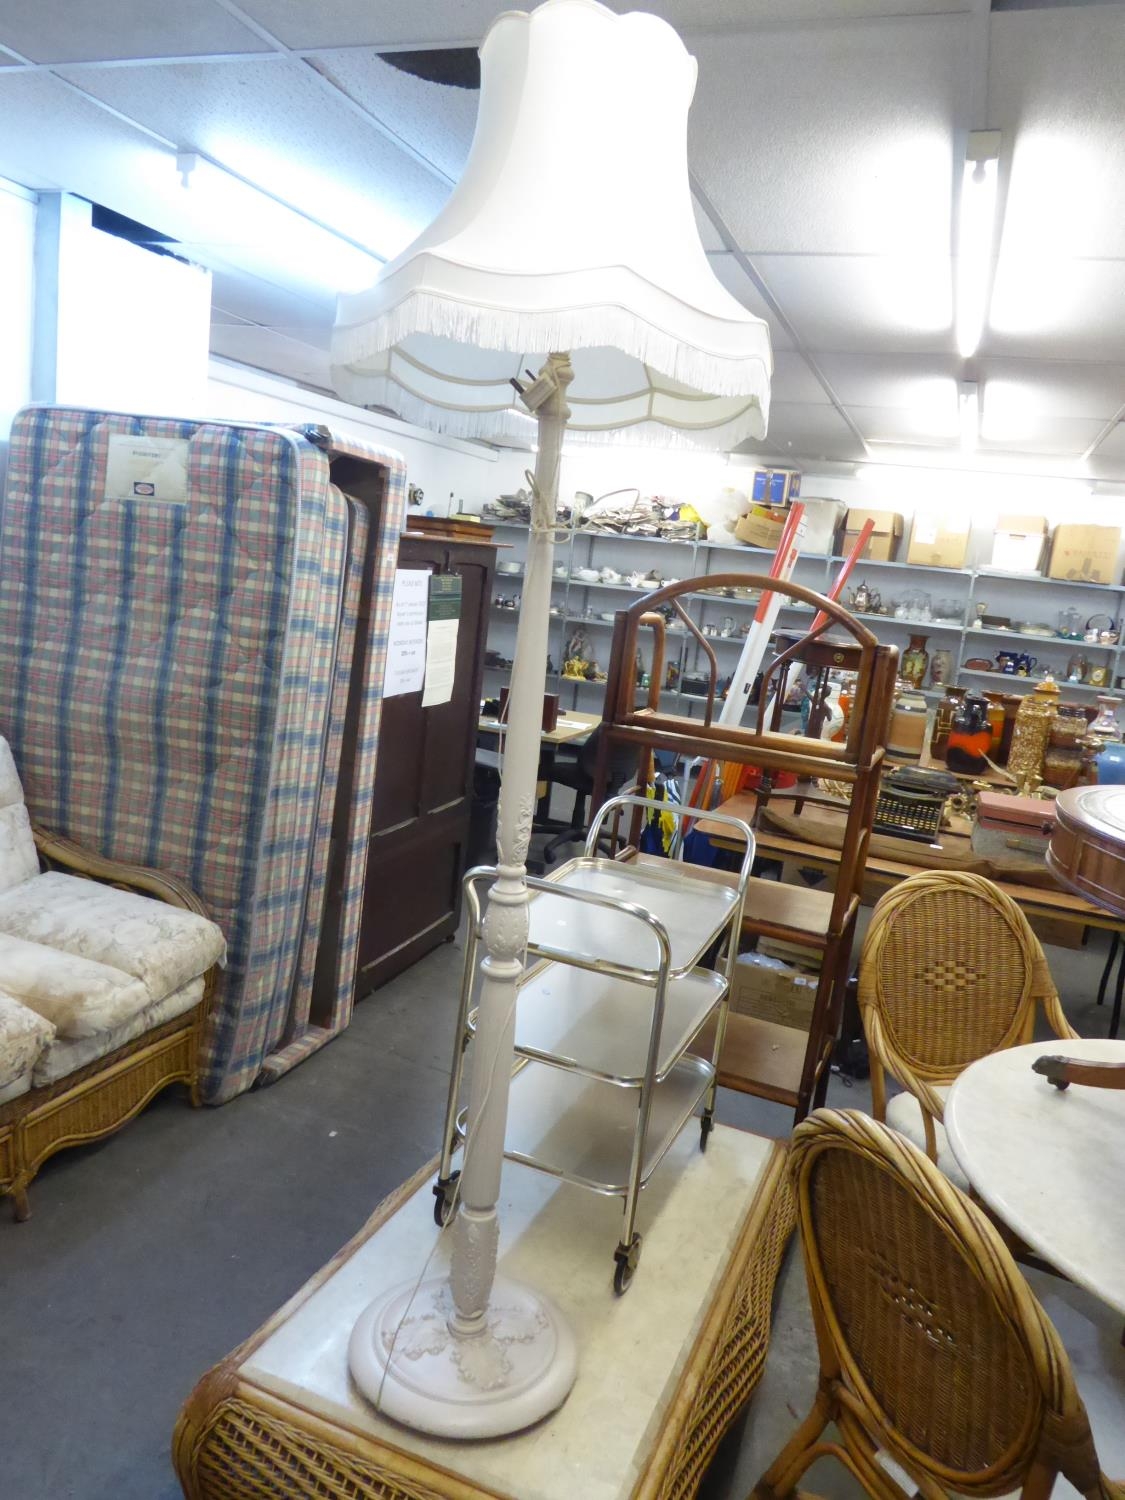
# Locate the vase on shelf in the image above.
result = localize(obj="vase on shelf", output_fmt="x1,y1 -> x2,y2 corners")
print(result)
929,648 -> 953,687
901,634 -> 929,689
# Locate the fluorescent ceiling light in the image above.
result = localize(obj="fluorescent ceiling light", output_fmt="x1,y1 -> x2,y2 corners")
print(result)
175,151 -> 380,295
955,132 -> 1000,359
959,380 -> 979,450
980,378 -> 1035,444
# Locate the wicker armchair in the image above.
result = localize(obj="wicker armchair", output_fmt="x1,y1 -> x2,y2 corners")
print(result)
754,1109 -> 1122,1500
858,870 -> 1076,1185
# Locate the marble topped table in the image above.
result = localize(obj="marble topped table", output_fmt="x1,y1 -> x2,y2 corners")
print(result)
945,1037 -> 1125,1318
174,1124 -> 794,1500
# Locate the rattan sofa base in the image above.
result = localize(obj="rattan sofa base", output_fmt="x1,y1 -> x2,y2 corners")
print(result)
0,825 -> 217,1221
174,1142 -> 796,1500
0,999 -> 208,1220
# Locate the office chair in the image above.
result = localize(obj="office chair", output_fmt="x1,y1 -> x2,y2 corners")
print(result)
541,725 -> 639,864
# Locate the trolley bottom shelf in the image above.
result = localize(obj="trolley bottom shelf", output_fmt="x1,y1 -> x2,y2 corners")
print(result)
496,1055 -> 714,1196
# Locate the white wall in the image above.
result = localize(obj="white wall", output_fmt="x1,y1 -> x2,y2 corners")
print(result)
53,204 -> 211,416
0,177 -> 35,438
205,358 -> 510,517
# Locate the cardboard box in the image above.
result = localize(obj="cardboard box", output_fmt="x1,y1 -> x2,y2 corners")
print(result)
798,497 -> 846,556
843,507 -> 903,562
1047,523 -> 1121,585
750,467 -> 801,505
730,953 -> 817,1032
906,513 -> 970,569
735,504 -> 788,550
989,514 -> 1047,574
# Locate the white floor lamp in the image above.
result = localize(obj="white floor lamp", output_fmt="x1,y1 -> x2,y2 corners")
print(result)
334,0 -> 773,1441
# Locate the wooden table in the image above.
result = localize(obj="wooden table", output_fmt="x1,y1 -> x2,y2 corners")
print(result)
174,1127 -> 794,1500
945,1038 -> 1125,1318
477,710 -> 601,825
477,708 -> 601,746
698,791 -> 1121,937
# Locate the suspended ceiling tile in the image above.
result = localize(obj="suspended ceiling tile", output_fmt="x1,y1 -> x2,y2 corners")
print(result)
771,352 -> 831,406
693,198 -> 726,254
705,252 -> 793,351
237,0 -> 971,50
233,0 -> 499,49
754,255 -> 955,355
310,50 -> 478,183
207,267 -> 333,334
1091,424 -> 1125,464
744,402 -> 865,464
209,323 -> 332,388
815,353 -> 961,409
847,404 -> 959,447
990,6 -> 1125,262
977,359 -> 1125,425
978,416 -> 1108,459
0,0 -> 272,64
647,0 -> 970,25
53,57 -> 450,260
987,258 -> 1125,363
688,14 -> 967,256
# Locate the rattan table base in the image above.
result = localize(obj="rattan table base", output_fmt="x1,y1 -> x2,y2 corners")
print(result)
174,1127 -> 794,1500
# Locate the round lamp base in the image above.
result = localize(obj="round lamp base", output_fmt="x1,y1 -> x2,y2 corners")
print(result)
348,1274 -> 578,1439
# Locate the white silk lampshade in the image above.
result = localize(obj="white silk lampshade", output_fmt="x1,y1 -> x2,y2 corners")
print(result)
332,0 -> 772,446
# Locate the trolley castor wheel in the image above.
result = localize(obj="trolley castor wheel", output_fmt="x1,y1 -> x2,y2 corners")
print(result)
613,1233 -> 642,1295
432,1170 -> 460,1227
699,1113 -> 714,1150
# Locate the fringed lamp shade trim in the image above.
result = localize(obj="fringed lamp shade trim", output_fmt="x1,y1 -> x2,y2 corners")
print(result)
332,287 -> 771,446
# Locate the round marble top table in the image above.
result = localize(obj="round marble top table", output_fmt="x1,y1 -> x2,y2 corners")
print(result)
945,1037 -> 1125,1318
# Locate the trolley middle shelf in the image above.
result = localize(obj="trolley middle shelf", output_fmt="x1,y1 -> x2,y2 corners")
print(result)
470,961 -> 727,1084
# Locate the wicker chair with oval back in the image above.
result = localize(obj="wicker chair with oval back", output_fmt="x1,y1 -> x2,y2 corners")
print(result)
753,1109 -> 1123,1500
857,870 -> 1076,1188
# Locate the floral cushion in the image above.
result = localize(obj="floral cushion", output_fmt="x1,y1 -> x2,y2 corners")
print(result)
0,739 -> 38,896
0,989 -> 55,1090
0,931 -> 153,1039
0,872 -> 226,1008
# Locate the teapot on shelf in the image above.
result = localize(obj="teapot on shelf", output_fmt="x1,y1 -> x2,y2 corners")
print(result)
848,580 -> 881,615
997,651 -> 1037,676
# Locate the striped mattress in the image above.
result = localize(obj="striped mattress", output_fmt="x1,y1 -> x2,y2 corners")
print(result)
0,408 -> 405,1102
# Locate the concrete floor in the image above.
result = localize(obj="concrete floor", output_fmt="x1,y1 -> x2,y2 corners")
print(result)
2,910 -> 1123,1499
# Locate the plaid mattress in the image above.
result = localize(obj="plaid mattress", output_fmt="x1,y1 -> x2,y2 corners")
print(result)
0,408 -> 405,1102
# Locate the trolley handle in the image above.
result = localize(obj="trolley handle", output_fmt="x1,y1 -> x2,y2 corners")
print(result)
587,793 -> 757,887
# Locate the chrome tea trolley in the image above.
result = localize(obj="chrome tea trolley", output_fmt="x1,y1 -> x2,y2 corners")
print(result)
433,793 -> 756,1293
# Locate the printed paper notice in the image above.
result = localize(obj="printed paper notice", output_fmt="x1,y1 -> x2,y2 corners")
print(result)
422,575 -> 462,708
104,434 -> 190,504
383,569 -> 430,698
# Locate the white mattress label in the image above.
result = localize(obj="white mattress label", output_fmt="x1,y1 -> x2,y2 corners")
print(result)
104,435 -> 190,504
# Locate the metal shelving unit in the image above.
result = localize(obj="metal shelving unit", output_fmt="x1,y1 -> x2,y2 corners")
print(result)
434,793 -> 756,1294
484,516 -> 1125,708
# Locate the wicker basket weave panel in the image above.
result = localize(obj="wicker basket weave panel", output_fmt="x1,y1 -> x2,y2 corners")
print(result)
649,1164 -> 796,1500
809,1144 -> 1037,1476
875,887 -> 1032,1072
176,1150 -> 796,1500
196,1400 -> 453,1500
19,1029 -> 195,1173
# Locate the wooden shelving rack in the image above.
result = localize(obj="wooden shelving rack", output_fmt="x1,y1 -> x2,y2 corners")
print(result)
594,574 -> 898,1121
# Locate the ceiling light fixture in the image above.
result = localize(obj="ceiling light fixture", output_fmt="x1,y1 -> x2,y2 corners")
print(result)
955,131 -> 1001,359
959,380 -> 980,450
173,150 -> 382,295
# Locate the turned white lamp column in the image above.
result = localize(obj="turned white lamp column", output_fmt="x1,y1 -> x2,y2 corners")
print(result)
335,0 -> 772,1440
